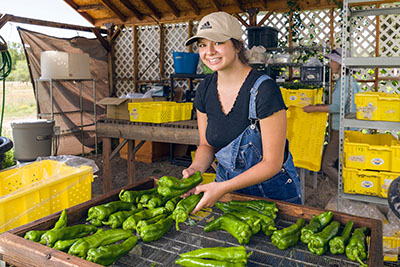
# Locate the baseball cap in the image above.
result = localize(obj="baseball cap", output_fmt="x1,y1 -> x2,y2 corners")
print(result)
185,12 -> 242,46
325,48 -> 349,64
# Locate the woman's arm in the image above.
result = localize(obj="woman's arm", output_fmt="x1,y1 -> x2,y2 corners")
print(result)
182,110 -> 215,178
190,109 -> 289,213
303,104 -> 330,113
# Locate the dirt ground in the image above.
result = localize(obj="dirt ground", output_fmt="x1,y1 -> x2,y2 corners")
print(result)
88,153 -> 337,209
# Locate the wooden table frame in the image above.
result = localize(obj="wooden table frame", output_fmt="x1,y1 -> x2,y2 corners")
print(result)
96,119 -> 199,193
0,178 -> 383,267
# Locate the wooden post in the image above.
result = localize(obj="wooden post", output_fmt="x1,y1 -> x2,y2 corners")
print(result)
188,20 -> 193,53
133,26 -> 139,92
127,139 -> 136,184
159,23 -> 165,80
107,27 -> 114,96
102,137 -> 112,193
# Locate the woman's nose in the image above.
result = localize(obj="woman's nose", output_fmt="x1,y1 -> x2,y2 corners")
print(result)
205,44 -> 215,54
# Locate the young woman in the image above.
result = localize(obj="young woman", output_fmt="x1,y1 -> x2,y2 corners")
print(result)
303,48 -> 360,185
183,12 -> 302,213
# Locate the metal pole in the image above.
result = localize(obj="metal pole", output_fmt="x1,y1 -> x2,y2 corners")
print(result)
93,79 -> 97,156
50,79 -> 54,120
35,79 -> 39,119
80,81 -> 84,156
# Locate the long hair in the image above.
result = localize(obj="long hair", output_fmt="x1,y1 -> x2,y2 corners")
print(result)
231,39 -> 249,65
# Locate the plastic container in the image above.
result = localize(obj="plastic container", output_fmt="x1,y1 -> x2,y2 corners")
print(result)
280,87 -> 324,107
343,130 -> 400,172
343,167 -> 381,197
247,26 -> 279,49
0,137 -> 13,169
380,171 -> 400,198
11,119 -> 55,161
300,66 -> 323,83
286,106 -> 328,171
128,101 -> 193,123
173,52 -> 199,74
0,159 -> 93,233
355,92 -> 400,122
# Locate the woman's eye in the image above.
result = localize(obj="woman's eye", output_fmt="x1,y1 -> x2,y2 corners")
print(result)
215,42 -> 223,45
198,43 -> 205,48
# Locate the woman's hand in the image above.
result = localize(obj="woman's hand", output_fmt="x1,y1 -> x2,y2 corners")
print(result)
182,167 -> 197,178
302,105 -> 315,113
190,182 -> 227,214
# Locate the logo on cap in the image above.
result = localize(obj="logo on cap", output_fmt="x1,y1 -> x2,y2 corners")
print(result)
200,21 -> 212,30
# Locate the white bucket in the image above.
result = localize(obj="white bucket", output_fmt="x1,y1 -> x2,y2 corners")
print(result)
11,119 -> 55,161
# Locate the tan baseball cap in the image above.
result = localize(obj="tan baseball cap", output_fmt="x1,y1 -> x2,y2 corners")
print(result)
185,12 -> 243,46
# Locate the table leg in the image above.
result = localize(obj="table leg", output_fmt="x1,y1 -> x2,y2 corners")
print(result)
127,139 -> 136,184
103,137 -> 112,193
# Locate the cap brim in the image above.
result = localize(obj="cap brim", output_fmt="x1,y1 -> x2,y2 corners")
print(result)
185,32 -> 231,46
324,54 -> 341,64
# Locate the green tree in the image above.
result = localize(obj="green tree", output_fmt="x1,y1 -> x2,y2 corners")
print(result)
3,42 -> 29,82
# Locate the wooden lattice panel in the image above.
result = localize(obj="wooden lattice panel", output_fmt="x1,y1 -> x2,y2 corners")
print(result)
163,23 -> 189,79
296,10 -> 331,47
138,25 -> 160,82
114,27 -> 135,96
260,12 -> 289,47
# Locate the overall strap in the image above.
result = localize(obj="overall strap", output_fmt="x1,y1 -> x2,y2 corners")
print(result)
249,74 -> 272,121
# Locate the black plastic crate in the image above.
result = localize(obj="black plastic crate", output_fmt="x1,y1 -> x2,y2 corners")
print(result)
300,66 -> 323,83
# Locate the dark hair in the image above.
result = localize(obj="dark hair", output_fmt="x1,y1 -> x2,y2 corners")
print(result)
231,39 -> 248,65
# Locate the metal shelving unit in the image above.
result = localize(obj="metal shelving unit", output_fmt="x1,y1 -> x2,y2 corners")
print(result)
338,0 -> 400,208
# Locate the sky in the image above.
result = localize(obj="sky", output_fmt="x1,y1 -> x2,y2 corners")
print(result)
0,0 -> 96,43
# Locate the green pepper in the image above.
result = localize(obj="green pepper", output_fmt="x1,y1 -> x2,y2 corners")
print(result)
119,187 -> 157,203
165,196 -> 181,213
175,257 -> 246,267
308,221 -> 340,255
204,213 -> 253,245
179,246 -> 252,263
227,212 -> 261,235
214,201 -> 276,219
271,218 -> 305,250
24,209 -> 67,242
137,215 -> 173,242
53,238 -> 80,252
136,214 -> 167,232
86,236 -> 138,266
215,202 -> 276,236
157,171 -> 203,197
87,201 -> 135,226
39,224 -> 97,247
122,207 -> 166,232
68,228 -> 133,259
228,199 -> 278,216
172,193 -> 203,231
144,195 -> 173,209
345,227 -> 369,266
102,207 -> 143,229
300,211 -> 333,244
329,220 -> 354,255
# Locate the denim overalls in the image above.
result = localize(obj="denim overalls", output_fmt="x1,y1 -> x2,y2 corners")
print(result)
214,75 -> 303,204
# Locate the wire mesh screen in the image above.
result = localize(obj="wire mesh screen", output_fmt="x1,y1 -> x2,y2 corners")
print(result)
113,206 -> 361,267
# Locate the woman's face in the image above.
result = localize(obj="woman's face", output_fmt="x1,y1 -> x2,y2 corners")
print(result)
330,60 -> 341,74
197,38 -> 239,72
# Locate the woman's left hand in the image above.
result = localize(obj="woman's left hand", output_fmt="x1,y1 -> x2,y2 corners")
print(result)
190,182 -> 227,214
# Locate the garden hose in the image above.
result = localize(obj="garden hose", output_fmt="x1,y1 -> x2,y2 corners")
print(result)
0,36 -> 12,136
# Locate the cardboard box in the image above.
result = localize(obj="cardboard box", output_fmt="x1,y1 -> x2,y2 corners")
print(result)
98,97 -> 153,120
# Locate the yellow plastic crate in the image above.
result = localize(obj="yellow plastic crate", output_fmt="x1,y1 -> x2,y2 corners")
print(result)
343,167 -> 381,197
344,130 -> 400,172
383,236 -> 400,262
202,173 -> 216,184
286,106 -> 328,171
380,171 -> 400,198
280,87 -> 324,107
355,92 -> 400,122
0,160 -> 93,233
128,101 -> 192,123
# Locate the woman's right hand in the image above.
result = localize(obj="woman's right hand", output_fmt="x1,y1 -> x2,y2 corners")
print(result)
182,167 -> 197,179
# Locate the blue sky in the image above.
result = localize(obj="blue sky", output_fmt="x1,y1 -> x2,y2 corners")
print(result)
0,0 -> 95,43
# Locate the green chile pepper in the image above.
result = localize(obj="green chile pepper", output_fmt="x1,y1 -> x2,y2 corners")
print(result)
172,193 -> 203,231
144,195 -> 173,209
86,236 -> 138,266
227,212 -> 261,235
271,218 -> 305,250
87,201 -> 135,225
39,224 -> 97,247
204,213 -> 253,245
175,257 -> 246,267
119,187 -> 157,203
308,221 -> 340,255
24,209 -> 67,242
53,238 -> 80,252
165,196 -> 182,213
329,220 -> 354,255
68,228 -> 133,259
301,211 -> 334,244
102,208 -> 143,229
157,171 -> 203,197
122,207 -> 166,232
136,214 -> 167,232
214,201 -> 276,219
345,227 -> 369,266
228,199 -> 278,215
179,246 -> 251,262
137,215 -> 173,242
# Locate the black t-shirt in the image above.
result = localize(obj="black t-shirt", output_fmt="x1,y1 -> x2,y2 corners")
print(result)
194,69 -> 287,151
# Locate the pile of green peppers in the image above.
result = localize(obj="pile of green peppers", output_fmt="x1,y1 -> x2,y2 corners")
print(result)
157,171 -> 203,197
175,246 -> 252,267
271,218 -> 305,249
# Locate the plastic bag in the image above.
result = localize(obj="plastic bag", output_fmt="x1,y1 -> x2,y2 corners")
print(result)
246,46 -> 267,64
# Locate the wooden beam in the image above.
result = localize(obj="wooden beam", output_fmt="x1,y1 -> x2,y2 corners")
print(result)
259,0 -> 267,8
164,0 -> 180,18
209,0 -> 222,11
187,20 -> 193,52
185,0 -> 201,15
63,0 -> 95,25
159,23 -> 165,80
99,0 -> 127,22
233,13 -> 249,28
140,0 -> 162,19
133,26 -> 139,92
0,13 -> 105,33
233,0 -> 245,12
0,14 -> 12,30
111,24 -> 125,42
77,4 -> 105,12
256,10 -> 274,27
120,0 -> 144,21
91,28 -> 111,52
